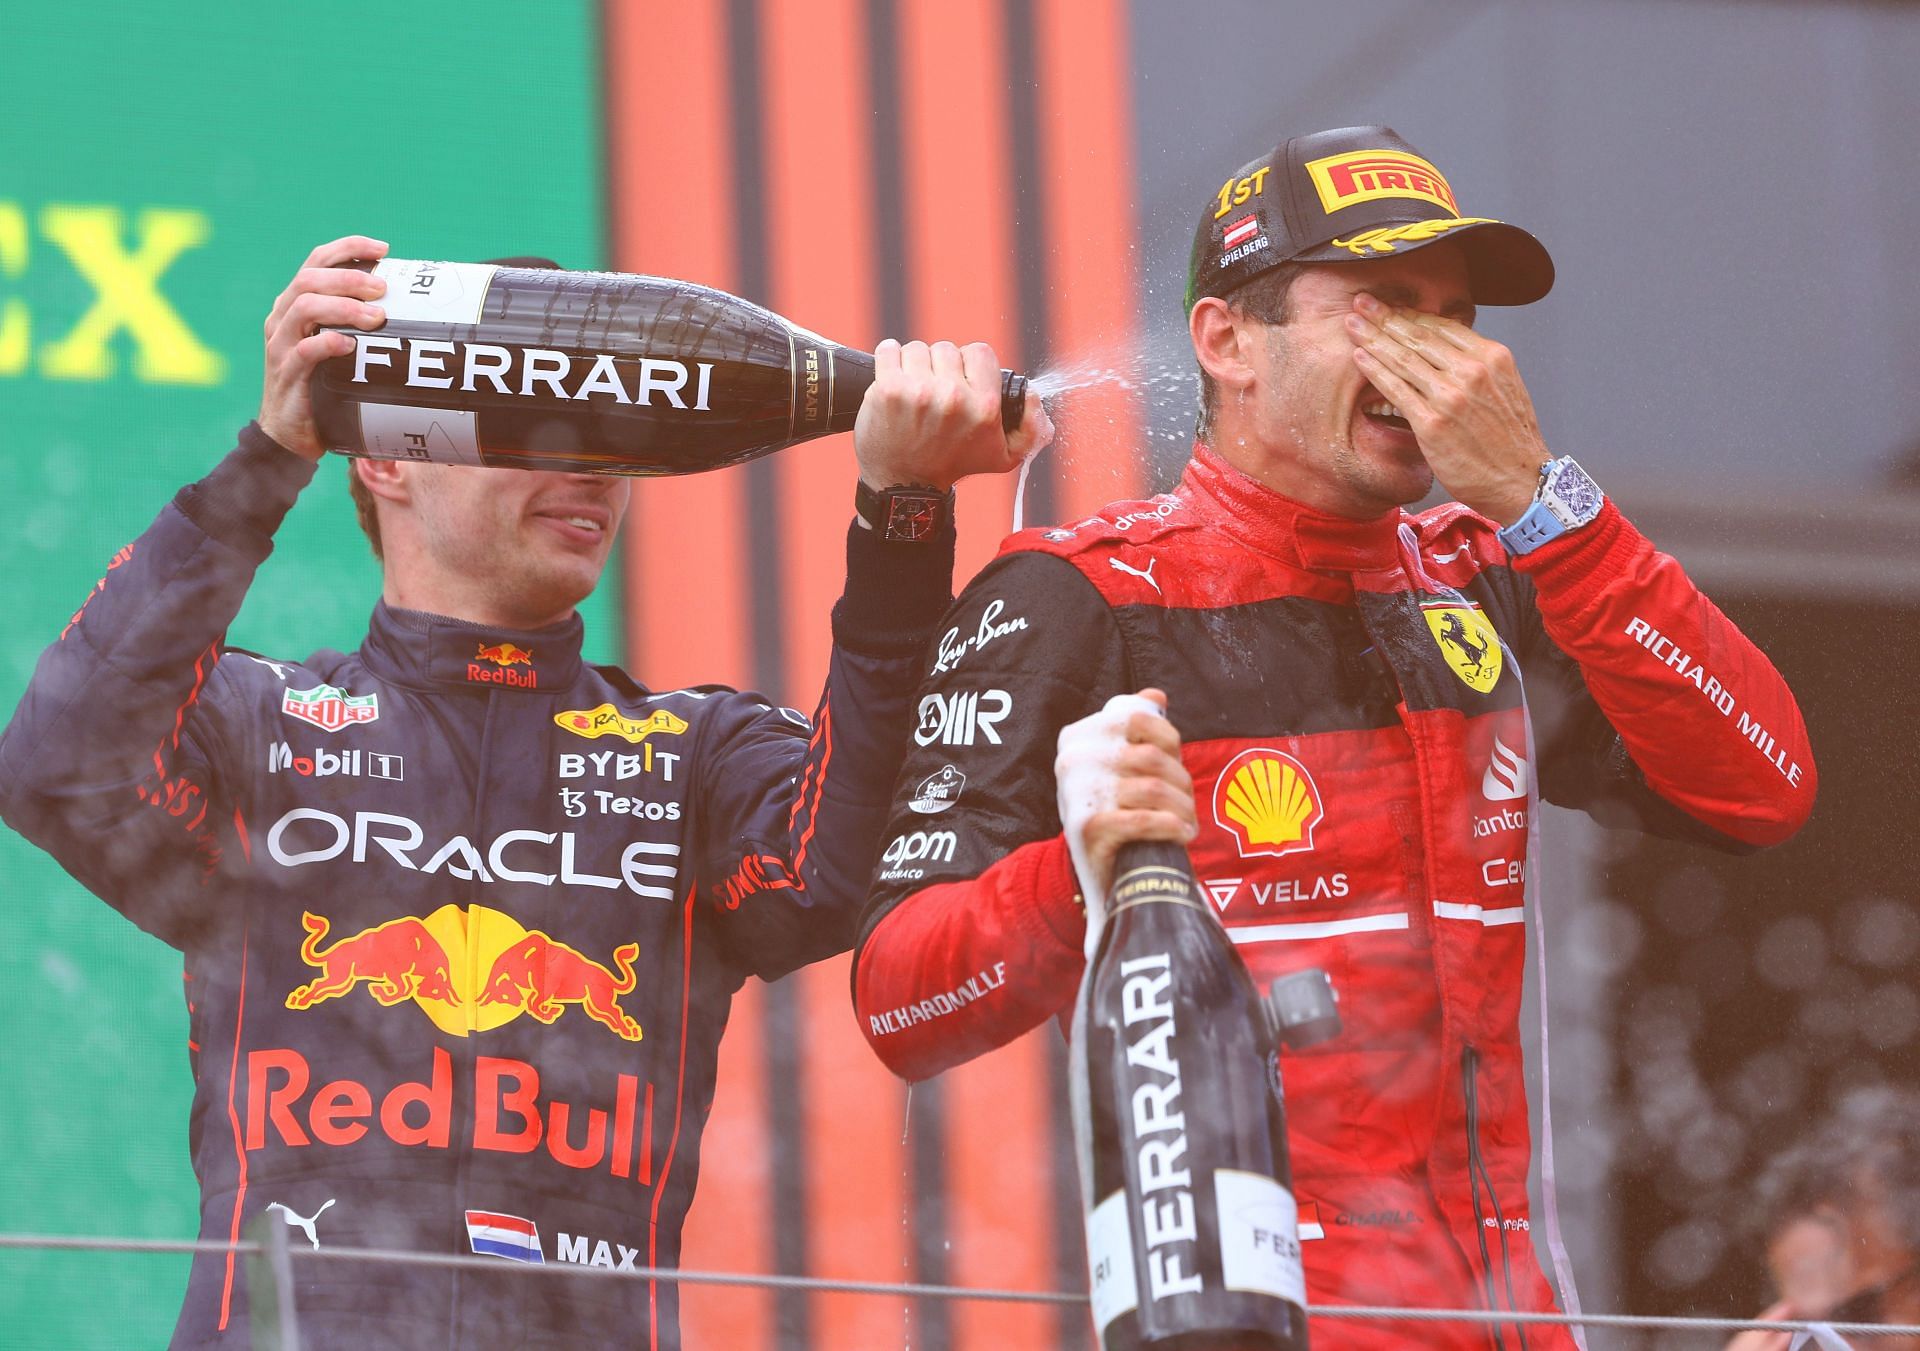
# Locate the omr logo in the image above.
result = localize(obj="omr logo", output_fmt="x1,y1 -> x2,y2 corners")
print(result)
0,202 -> 224,384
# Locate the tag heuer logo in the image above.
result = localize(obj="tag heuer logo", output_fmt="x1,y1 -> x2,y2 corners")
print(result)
282,684 -> 380,733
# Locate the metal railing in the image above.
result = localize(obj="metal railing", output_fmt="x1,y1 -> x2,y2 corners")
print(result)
5,1229 -> 1917,1348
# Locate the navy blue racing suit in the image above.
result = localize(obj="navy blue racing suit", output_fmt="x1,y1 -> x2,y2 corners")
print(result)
0,425 -> 954,1349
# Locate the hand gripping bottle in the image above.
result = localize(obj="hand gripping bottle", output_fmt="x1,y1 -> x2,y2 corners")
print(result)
1071,838 -> 1338,1351
309,258 -> 1027,474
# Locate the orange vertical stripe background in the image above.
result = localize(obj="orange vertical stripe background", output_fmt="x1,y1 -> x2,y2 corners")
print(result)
603,3 -> 1141,1347
604,5 -> 775,1348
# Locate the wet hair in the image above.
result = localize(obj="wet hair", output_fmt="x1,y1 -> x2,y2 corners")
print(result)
1194,263 -> 1305,444
1753,1086 -> 1920,1250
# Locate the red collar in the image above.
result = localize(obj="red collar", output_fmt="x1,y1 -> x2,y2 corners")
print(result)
1177,441 -> 1404,574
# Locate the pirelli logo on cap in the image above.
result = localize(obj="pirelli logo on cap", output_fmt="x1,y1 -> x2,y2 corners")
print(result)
1306,149 -> 1460,216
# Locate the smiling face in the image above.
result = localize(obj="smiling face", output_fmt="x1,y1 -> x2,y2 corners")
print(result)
368,461 -> 631,629
1206,240 -> 1476,518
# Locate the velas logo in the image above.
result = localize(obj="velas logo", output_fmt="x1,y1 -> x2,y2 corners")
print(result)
555,704 -> 688,744
1213,748 -> 1325,859
285,905 -> 643,1041
282,684 -> 379,733
1305,149 -> 1460,216
1423,602 -> 1503,693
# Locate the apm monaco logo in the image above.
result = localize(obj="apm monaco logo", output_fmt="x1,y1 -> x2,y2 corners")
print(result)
1213,748 -> 1325,860
281,684 -> 379,733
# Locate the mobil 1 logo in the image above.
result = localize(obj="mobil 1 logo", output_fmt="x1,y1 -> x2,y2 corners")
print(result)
268,743 -> 403,781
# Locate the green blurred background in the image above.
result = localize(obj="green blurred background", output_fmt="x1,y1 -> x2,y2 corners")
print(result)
0,5 -> 609,1344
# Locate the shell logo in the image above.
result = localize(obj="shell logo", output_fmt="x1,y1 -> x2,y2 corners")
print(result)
1212,748 -> 1325,859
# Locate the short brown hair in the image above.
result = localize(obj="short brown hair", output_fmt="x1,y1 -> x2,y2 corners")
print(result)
346,460 -> 383,560
1195,263 -> 1304,443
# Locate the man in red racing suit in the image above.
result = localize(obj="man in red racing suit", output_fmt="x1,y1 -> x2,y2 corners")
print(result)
853,127 -> 1816,1348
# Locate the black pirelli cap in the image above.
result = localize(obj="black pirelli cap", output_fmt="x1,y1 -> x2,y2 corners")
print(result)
1185,125 -> 1554,310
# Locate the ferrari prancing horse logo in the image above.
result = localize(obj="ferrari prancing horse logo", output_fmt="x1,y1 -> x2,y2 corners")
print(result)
1423,602 -> 1503,693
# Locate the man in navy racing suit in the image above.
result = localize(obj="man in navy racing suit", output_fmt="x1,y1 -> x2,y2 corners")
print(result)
0,235 -> 1051,1349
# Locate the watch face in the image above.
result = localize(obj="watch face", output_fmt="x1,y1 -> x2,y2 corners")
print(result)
1547,461 -> 1603,521
884,493 -> 942,542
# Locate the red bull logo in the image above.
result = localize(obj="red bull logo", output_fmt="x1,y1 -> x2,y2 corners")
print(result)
475,642 -> 534,667
286,905 -> 643,1042
477,932 -> 642,1041
243,1046 -> 655,1180
286,912 -> 456,1010
469,641 -> 538,689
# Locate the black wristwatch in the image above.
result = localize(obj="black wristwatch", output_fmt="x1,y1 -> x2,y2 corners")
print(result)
854,479 -> 953,543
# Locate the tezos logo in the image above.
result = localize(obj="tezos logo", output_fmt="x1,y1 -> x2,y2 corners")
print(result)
913,690 -> 1011,748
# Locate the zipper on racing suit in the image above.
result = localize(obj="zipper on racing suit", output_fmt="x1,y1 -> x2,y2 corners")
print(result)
1462,1044 -> 1529,1350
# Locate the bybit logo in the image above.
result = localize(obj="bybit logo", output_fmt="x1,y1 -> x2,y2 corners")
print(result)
0,203 -> 224,385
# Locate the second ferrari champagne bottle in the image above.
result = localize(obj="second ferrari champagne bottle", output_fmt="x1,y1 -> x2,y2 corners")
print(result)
309,258 -> 1028,474
1071,840 -> 1312,1351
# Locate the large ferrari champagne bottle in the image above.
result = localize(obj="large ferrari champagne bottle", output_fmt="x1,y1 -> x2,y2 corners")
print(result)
308,258 -> 1028,474
1071,840 -> 1314,1351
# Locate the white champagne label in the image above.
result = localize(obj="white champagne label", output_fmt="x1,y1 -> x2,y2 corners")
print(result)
355,402 -> 482,466
1215,1169 -> 1305,1307
1086,1190 -> 1141,1332
372,259 -> 496,326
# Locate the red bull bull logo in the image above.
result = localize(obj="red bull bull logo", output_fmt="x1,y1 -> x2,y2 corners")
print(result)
475,642 -> 534,666
477,932 -> 642,1041
469,642 -> 538,689
286,905 -> 642,1042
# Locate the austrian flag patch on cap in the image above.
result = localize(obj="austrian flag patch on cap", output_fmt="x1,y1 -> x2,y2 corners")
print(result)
1185,124 -> 1555,309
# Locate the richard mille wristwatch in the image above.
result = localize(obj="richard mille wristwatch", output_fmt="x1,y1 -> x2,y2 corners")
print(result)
1497,455 -> 1605,555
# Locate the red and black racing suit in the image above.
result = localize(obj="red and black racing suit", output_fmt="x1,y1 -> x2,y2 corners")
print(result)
0,425 -> 954,1350
855,441 -> 1815,1349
